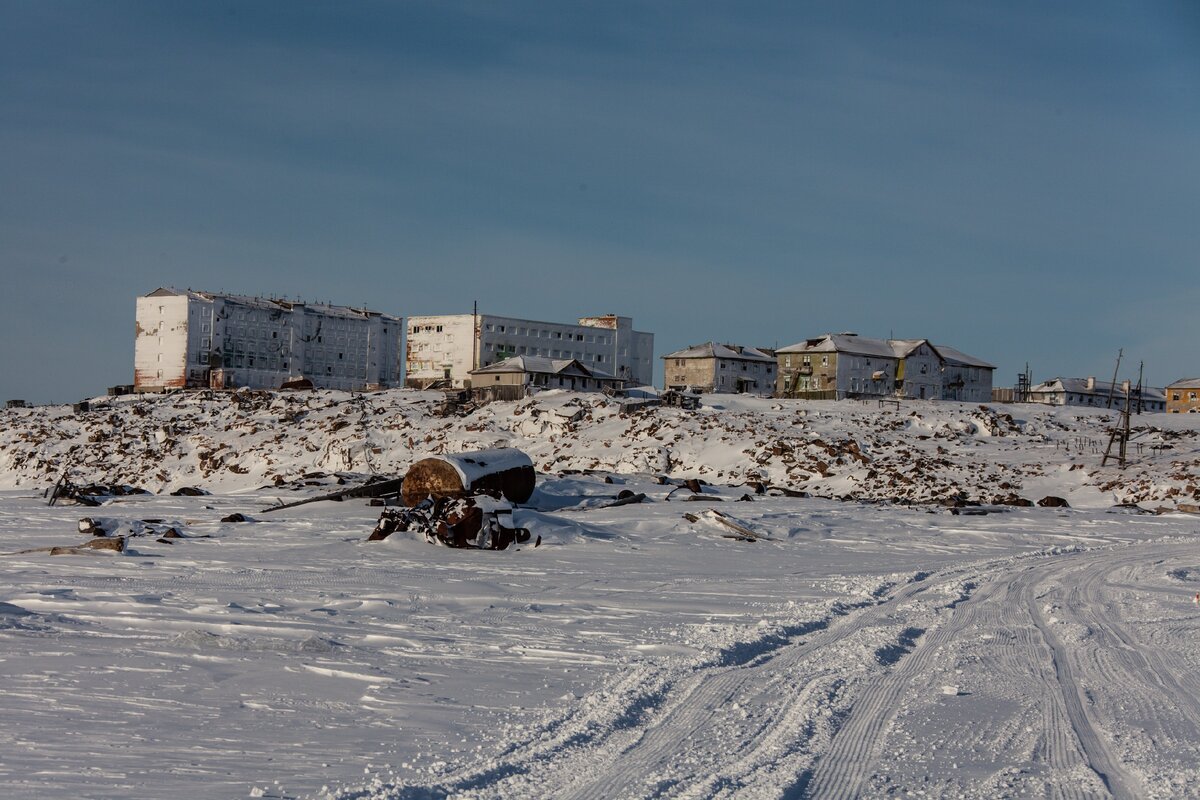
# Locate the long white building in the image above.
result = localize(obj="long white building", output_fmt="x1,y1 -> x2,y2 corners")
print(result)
134,288 -> 404,392
406,313 -> 654,388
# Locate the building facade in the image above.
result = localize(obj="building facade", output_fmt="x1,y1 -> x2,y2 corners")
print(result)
1027,377 -> 1166,412
776,333 -> 994,401
1167,378 -> 1200,413
134,288 -> 404,392
406,313 -> 654,388
661,343 -> 776,394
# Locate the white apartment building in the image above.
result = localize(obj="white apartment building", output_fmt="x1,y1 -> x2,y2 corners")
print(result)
134,288 -> 404,392
406,313 -> 654,388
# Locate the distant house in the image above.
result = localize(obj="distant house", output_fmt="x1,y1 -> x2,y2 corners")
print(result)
661,343 -> 776,394
468,355 -> 625,395
775,333 -> 994,401
1165,378 -> 1200,413
1027,377 -> 1166,412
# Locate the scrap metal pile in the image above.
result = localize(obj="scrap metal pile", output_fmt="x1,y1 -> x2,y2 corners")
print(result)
369,494 -> 536,550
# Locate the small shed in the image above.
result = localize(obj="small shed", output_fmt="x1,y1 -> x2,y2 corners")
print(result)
402,447 -> 536,506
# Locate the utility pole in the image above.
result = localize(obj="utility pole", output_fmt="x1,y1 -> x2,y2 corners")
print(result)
1106,348 -> 1123,409
1136,361 -> 1145,415
1102,386 -> 1134,467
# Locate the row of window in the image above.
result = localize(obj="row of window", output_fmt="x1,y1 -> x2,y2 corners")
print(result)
483,343 -> 605,362
716,360 -> 773,374
483,324 -> 610,345
783,355 -> 831,368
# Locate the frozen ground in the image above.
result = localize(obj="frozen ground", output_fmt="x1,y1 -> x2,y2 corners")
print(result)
2,391 -> 1200,799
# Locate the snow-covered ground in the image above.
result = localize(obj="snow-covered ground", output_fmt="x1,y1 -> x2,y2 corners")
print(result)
2,390 -> 1200,799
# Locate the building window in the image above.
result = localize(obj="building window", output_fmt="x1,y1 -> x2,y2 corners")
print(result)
821,356 -> 828,366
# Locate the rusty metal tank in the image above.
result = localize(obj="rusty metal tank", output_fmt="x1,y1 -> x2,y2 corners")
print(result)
401,447 -> 535,506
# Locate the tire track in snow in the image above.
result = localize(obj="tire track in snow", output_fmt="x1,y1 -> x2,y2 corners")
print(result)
799,564 -> 1002,798
326,541 -> 1200,800
556,575 -> 954,800
336,569 -> 977,800
1021,555 -> 1140,799
800,543 -> 1195,800
1041,545 -> 1200,797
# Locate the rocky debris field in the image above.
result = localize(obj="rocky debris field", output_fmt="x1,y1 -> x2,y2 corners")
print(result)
2,388 -> 1198,509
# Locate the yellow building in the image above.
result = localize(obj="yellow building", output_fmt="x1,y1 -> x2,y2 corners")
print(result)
1166,378 -> 1200,413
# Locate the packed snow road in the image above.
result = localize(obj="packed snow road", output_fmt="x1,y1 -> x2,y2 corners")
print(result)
346,536 -> 1200,800
2,483 -> 1199,799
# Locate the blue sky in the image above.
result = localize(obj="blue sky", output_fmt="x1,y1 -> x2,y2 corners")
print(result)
2,1 -> 1198,402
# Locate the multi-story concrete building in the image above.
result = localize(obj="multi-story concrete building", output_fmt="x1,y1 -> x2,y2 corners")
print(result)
133,288 -> 404,392
1167,378 -> 1200,413
1028,377 -> 1166,412
776,333 -> 994,401
406,313 -> 654,388
661,343 -> 776,394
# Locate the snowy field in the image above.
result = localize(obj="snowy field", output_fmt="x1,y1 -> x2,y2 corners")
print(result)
2,390 -> 1200,799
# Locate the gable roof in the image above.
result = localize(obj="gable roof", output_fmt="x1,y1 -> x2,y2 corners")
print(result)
1167,377 -> 1200,389
777,334 -> 992,369
469,355 -> 619,381
777,334 -> 898,359
661,342 -> 774,362
929,344 -> 995,370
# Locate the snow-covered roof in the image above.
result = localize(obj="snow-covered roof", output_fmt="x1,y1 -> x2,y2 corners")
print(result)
661,342 -> 774,362
930,344 -> 995,370
1031,377 -> 1165,401
1166,378 -> 1200,389
776,334 -> 898,359
145,287 -> 400,322
438,448 -> 534,486
469,355 -> 619,381
888,339 -> 931,358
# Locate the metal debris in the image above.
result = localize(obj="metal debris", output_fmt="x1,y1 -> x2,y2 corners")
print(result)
370,495 -> 536,550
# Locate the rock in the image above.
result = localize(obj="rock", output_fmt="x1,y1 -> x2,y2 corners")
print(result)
1037,496 -> 1070,508
50,536 -> 126,555
77,517 -> 105,535
221,513 -> 250,523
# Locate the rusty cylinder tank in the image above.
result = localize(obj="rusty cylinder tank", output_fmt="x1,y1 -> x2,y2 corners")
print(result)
401,447 -> 535,506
